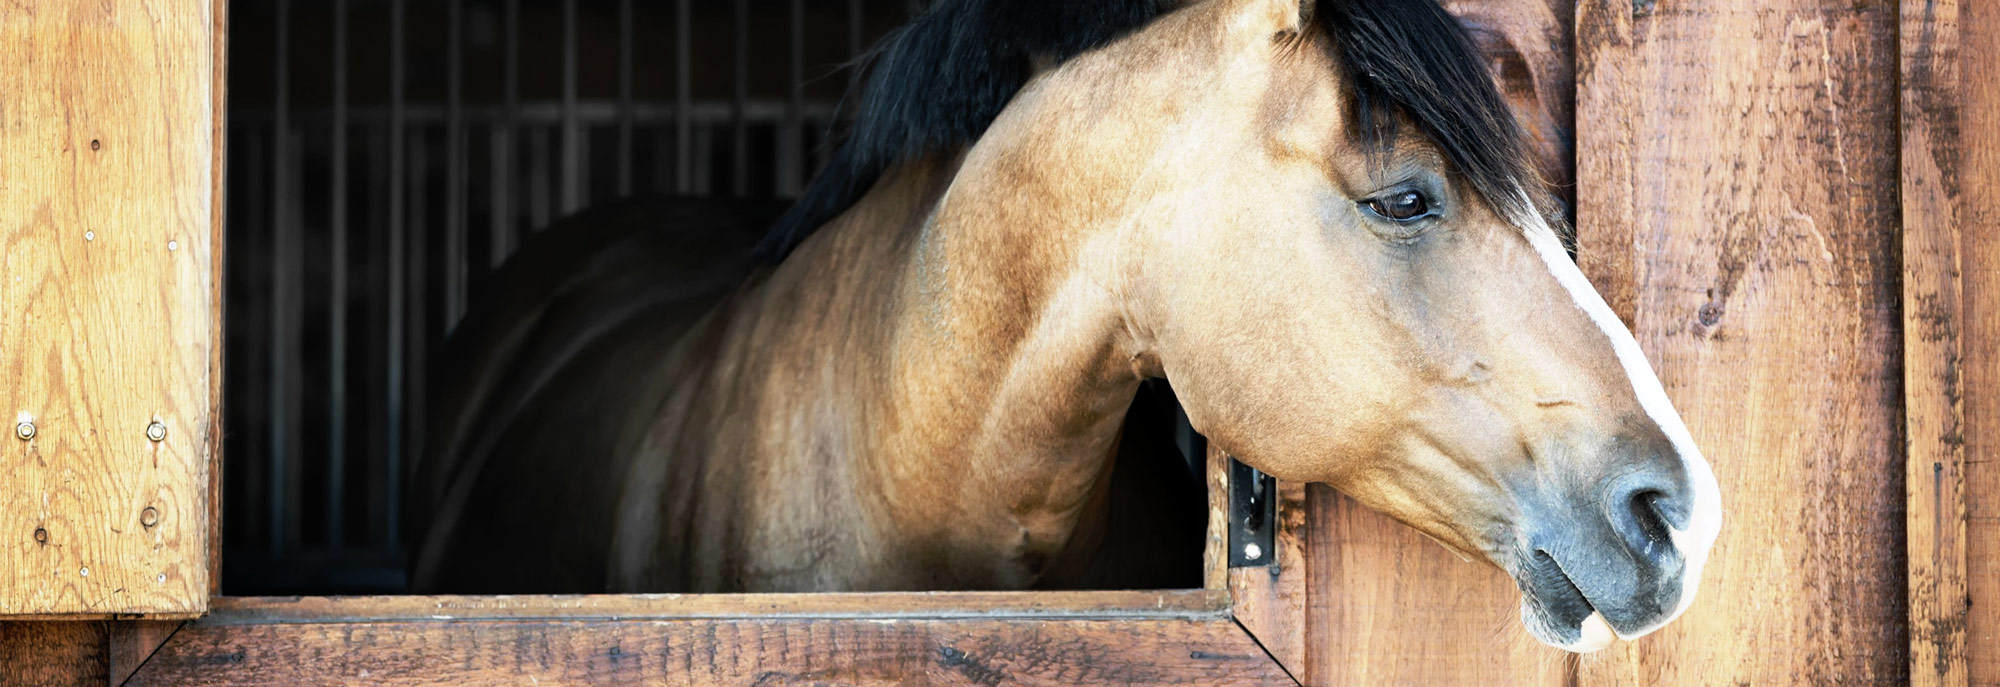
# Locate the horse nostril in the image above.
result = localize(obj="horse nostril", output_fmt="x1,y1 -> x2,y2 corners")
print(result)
1607,482 -> 1680,562
1628,490 -> 1672,548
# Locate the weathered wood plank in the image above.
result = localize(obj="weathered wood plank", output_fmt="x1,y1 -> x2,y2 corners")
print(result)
131,617 -> 1293,686
1304,486 -> 1570,687
206,590 -> 1229,624
0,622 -> 110,687
1228,480 -> 1306,682
1900,1 -> 2000,685
0,0 -> 219,616
109,620 -> 183,687
1574,0 -> 1907,684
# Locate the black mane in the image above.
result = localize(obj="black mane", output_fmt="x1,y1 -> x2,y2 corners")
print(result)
756,0 -> 1544,263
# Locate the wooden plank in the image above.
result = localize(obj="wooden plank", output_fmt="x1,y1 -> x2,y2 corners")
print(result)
1574,0 -> 1906,683
1901,1 -> 2000,685
0,0 -> 219,616
1228,479 -> 1306,682
109,620 -> 184,687
1304,486 -> 1569,686
1206,440 -> 1231,593
0,622 -> 110,687
130,617 -> 1292,686
207,0 -> 229,602
207,590 -> 1229,624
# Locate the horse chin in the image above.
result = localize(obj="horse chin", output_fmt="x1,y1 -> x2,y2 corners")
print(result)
1520,602 -> 1616,653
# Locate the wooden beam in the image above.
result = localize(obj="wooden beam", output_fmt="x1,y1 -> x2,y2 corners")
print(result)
0,0 -> 219,617
0,622 -> 110,687
109,620 -> 184,687
204,590 -> 1228,624
1900,0 -> 2000,685
1575,0 -> 1906,682
1228,480 -> 1306,682
129,617 -> 1293,686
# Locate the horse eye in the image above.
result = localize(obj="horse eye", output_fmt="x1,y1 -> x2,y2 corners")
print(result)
1366,191 -> 1431,221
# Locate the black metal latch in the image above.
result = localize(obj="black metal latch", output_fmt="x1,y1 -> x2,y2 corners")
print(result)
1228,457 -> 1276,568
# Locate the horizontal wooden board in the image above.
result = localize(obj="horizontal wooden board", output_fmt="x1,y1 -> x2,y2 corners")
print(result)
206,589 -> 1230,624
131,617 -> 1293,686
0,0 -> 219,616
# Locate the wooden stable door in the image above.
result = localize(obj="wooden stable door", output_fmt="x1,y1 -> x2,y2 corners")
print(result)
0,0 -> 224,618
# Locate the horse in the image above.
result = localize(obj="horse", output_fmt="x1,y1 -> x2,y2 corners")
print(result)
408,0 -> 1723,653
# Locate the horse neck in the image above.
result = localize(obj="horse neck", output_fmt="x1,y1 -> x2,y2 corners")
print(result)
771,152 -> 1146,583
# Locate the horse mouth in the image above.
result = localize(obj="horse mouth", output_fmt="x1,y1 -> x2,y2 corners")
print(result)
1520,550 -> 1613,652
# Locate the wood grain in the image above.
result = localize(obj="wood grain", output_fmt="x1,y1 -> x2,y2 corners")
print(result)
0,621 -> 109,687
1304,486 -> 1570,686
1575,0 -> 1907,684
130,617 -> 1294,686
206,590 -> 1229,624
0,0 -> 219,616
1900,0 -> 2000,685
1228,479 -> 1307,682
109,620 -> 184,687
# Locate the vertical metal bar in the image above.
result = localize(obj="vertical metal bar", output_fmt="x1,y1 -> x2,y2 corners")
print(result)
386,0 -> 407,551
675,0 -> 692,194
783,0 -> 804,196
446,0 -> 466,329
618,0 -> 634,197
243,128 -> 270,554
269,0 -> 292,557
560,0 -> 580,213
407,132 -> 429,539
731,0 -> 749,197
492,0 -> 518,267
328,0 -> 350,553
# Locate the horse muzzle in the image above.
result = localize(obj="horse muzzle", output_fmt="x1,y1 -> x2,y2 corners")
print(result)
1509,443 -> 1714,653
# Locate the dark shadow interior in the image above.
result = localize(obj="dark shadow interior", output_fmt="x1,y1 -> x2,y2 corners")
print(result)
220,0 -> 1207,595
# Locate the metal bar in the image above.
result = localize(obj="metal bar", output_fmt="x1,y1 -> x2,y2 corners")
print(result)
229,101 -> 845,127
242,127 -> 270,553
784,0 -> 804,196
446,0 -> 466,329
386,0 -> 407,552
731,0 -> 749,197
675,0 -> 691,194
407,132 -> 429,547
618,0 -> 634,197
492,0 -> 518,268
560,0 -> 580,214
269,0 -> 292,557
328,0 -> 350,553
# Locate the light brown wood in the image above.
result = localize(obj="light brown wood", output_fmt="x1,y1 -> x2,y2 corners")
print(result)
1207,441 -> 1232,593
0,0 -> 220,617
1574,0 -> 1907,683
206,0 -> 229,600
1304,486 -> 1570,686
131,617 -> 1294,686
208,590 -> 1230,624
1228,479 -> 1307,682
1901,1 -> 2000,685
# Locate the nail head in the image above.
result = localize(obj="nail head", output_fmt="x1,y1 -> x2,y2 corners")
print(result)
14,422 -> 33,440
1243,543 -> 1263,561
84,230 -> 95,241
166,240 -> 178,251
146,421 -> 167,442
140,507 -> 159,528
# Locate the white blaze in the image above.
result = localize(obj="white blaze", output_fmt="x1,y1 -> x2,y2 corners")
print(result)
1520,215 -> 1725,642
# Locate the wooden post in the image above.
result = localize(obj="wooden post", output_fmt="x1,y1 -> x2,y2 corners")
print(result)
1575,0 -> 1906,682
1900,0 -> 1999,685
0,0 -> 221,617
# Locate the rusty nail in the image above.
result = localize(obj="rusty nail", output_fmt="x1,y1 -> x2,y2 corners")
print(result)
140,507 -> 159,528
146,421 -> 167,442
14,422 -> 33,440
90,139 -> 100,151
32,528 -> 48,545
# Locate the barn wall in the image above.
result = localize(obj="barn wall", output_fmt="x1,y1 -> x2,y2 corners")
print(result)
1305,0 -> 1935,684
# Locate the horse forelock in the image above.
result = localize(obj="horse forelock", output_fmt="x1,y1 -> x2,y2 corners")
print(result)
756,0 -> 1561,264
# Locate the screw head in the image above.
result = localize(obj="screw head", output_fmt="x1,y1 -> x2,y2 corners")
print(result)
166,240 -> 178,251
84,230 -> 95,241
14,422 -> 34,440
145,421 -> 167,442
1243,543 -> 1263,561
140,507 -> 160,528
